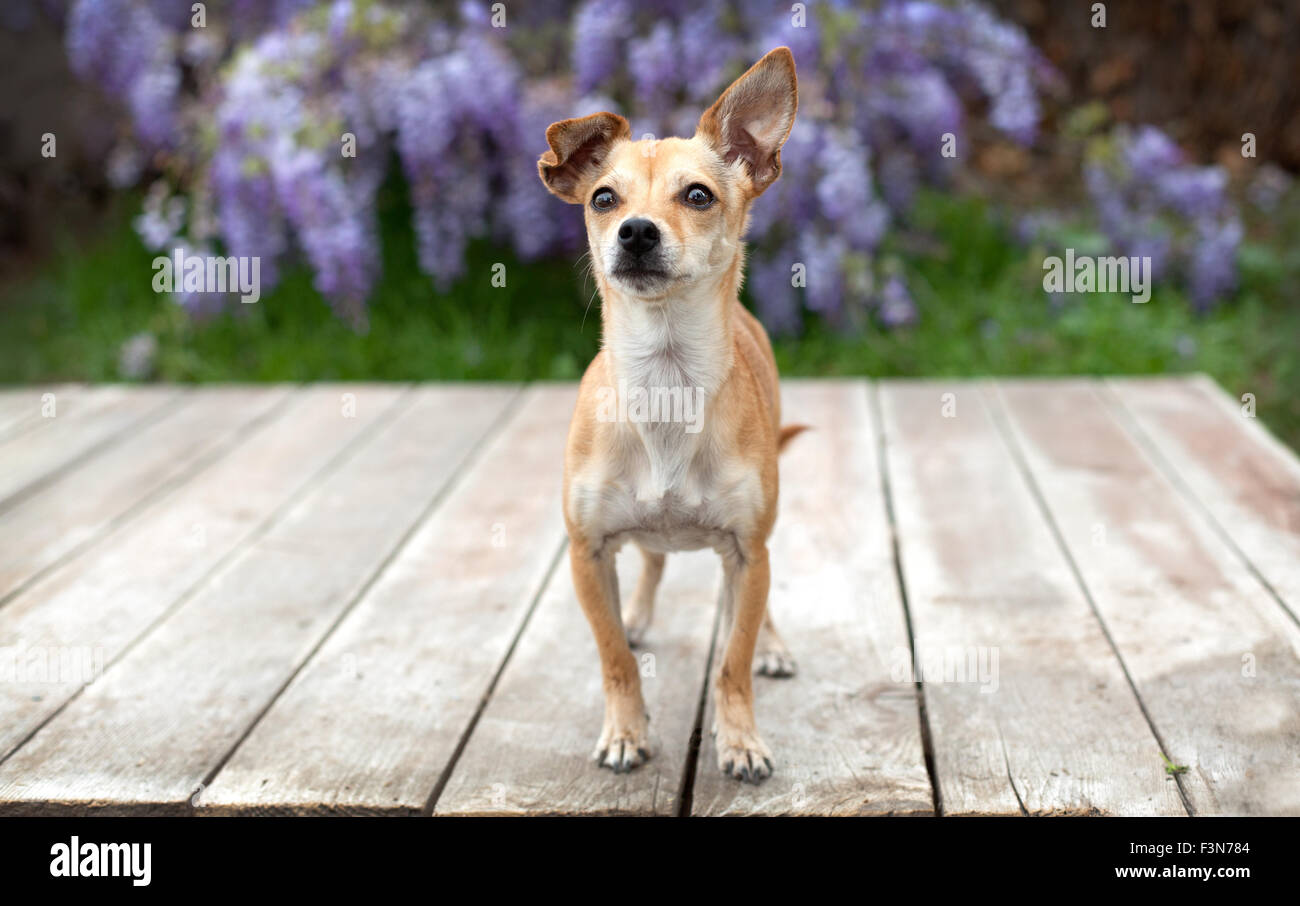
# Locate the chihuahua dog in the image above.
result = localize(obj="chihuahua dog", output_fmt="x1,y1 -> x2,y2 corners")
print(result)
538,48 -> 804,784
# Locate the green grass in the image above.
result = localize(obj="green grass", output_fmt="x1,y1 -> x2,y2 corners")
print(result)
2,184 -> 1298,449
1160,752 -> 1190,776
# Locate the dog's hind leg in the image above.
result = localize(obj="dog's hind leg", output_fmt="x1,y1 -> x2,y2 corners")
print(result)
718,555 -> 794,677
622,546 -> 664,647
754,609 -> 797,677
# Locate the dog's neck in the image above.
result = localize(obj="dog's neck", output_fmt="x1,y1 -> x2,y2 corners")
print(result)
599,268 -> 737,499
601,268 -> 737,399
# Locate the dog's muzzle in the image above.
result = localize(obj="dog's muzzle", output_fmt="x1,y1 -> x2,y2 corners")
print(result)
618,218 -> 659,256
612,218 -> 671,288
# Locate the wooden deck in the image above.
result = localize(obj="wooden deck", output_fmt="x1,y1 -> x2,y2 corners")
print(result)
0,377 -> 1296,816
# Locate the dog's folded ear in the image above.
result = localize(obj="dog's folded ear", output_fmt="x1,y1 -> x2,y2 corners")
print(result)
538,112 -> 631,204
696,47 -> 798,197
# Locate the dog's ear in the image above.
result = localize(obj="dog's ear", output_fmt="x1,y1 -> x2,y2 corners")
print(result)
538,112 -> 630,204
696,47 -> 798,196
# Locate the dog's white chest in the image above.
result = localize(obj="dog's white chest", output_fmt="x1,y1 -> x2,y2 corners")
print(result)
570,428 -> 760,555
570,308 -> 762,553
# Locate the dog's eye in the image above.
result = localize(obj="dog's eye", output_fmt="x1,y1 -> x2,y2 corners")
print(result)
591,188 -> 618,211
683,184 -> 714,208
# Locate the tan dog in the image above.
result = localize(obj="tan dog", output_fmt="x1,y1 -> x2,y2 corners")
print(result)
538,48 -> 804,784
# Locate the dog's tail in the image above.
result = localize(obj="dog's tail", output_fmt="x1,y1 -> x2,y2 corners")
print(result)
778,424 -> 811,453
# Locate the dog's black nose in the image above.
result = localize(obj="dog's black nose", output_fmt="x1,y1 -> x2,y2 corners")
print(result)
618,218 -> 660,256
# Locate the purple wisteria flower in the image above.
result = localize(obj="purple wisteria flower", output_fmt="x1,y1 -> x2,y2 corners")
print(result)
61,0 -> 1063,331
878,275 -> 917,327
1083,124 -> 1242,310
1246,163 -> 1293,214
67,0 -> 179,147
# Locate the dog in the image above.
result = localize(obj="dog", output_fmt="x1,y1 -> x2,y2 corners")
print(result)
538,47 -> 805,784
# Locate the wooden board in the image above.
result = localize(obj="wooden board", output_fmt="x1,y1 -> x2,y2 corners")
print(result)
690,380 -> 933,815
196,385 -> 574,815
0,386 -> 293,604
0,378 -> 1293,816
877,380 -> 1185,816
435,548 -> 718,816
0,385 -> 407,767
0,384 -> 86,438
0,386 -> 516,814
1106,375 -> 1300,625
996,378 -> 1300,816
0,386 -> 181,509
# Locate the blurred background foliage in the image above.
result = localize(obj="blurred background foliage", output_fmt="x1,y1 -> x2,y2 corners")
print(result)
0,0 -> 1297,445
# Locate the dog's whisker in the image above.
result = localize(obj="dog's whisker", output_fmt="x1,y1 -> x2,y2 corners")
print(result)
581,284 -> 599,333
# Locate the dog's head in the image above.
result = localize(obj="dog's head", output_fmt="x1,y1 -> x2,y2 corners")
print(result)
538,47 -> 797,301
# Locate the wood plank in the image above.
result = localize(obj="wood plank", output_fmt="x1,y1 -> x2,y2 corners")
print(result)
0,385 -> 407,768
877,380 -> 1185,816
0,386 -> 294,603
0,385 -> 181,509
0,384 -> 85,437
0,386 -> 517,815
1106,375 -> 1300,624
197,385 -> 574,815
690,380 -> 933,815
435,548 -> 717,816
996,378 -> 1300,815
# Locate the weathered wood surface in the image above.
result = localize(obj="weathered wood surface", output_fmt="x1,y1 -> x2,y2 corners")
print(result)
198,385 -> 572,815
0,386 -> 515,814
0,386 -> 292,604
1106,375 -> 1300,625
0,377 -> 1296,816
877,381 -> 1185,816
434,547 -> 717,816
996,379 -> 1300,816
0,385 -> 181,509
0,385 -> 407,766
690,381 -> 932,816
0,384 -> 87,438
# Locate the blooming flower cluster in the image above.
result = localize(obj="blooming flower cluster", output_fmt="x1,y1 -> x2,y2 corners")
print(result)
62,0 -> 1060,329
66,0 -> 182,149
565,0 -> 1054,328
1084,125 -> 1242,310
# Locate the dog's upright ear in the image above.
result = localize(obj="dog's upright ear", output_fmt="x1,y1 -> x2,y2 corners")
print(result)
696,47 -> 798,197
538,112 -> 630,204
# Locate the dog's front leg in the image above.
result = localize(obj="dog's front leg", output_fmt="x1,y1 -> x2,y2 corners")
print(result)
570,538 -> 650,773
714,540 -> 774,783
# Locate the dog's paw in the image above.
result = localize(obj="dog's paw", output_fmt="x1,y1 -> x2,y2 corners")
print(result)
593,713 -> 651,774
715,729 -> 774,784
754,646 -> 797,678
622,606 -> 652,648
